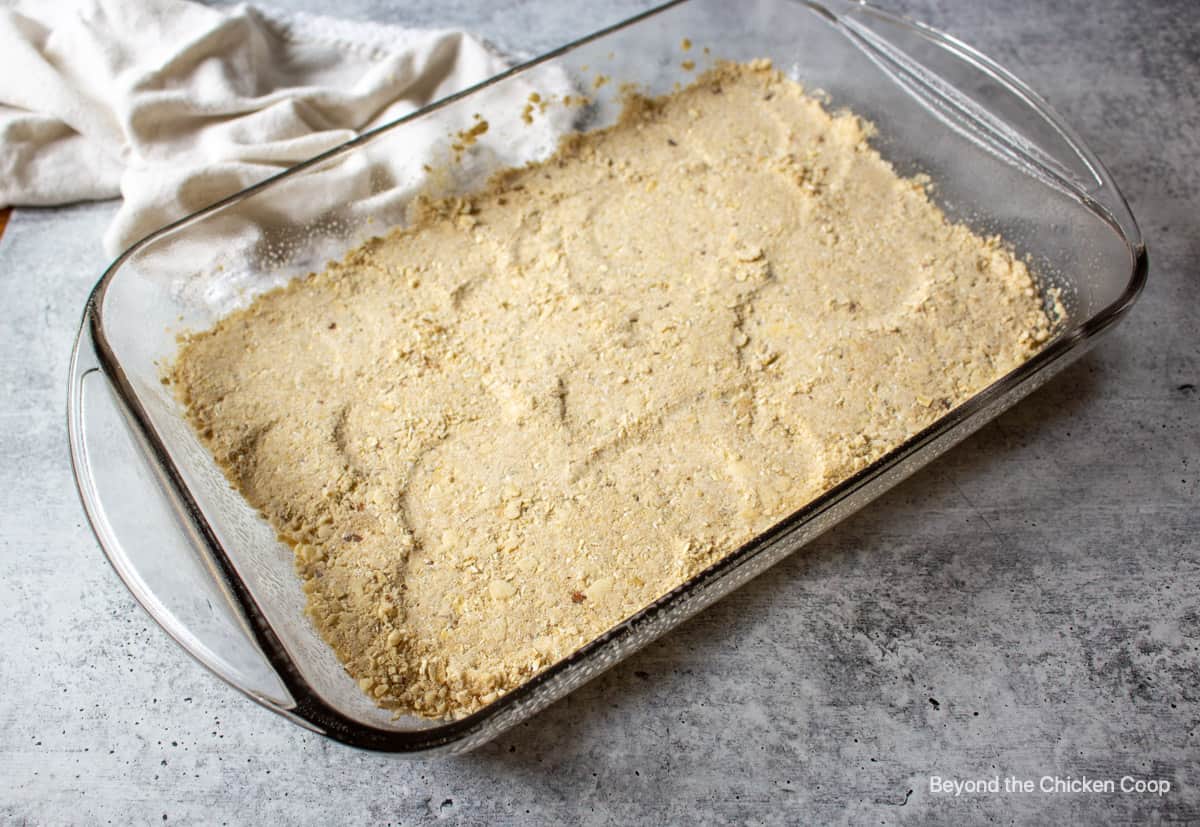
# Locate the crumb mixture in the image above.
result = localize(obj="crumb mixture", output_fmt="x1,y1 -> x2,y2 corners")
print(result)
170,61 -> 1053,719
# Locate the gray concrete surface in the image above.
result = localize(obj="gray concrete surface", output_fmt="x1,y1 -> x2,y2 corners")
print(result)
2,0 -> 1197,824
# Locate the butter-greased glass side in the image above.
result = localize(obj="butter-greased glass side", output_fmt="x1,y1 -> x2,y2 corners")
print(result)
67,0 -> 1145,753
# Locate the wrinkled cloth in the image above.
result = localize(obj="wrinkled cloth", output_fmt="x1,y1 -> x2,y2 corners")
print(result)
0,0 -> 519,254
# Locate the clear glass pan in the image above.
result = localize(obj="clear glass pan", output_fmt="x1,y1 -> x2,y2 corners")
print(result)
67,0 -> 1145,753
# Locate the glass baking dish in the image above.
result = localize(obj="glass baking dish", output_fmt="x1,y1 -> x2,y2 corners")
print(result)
67,0 -> 1145,754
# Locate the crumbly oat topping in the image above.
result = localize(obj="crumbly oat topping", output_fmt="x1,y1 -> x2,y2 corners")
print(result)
169,61 -> 1052,719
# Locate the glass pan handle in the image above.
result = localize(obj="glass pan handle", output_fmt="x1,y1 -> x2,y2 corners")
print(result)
68,312 -> 294,711
839,2 -> 1142,249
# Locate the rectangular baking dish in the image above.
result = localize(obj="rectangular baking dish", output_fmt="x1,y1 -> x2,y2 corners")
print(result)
67,0 -> 1144,754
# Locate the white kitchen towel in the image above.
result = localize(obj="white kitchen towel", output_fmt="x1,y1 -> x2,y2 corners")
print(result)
0,0 -> 553,255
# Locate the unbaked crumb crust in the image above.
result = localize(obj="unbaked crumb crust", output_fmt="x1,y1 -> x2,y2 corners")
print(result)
170,61 -> 1052,719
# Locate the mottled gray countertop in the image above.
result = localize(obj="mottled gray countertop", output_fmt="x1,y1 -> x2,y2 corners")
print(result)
2,0 -> 1197,824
